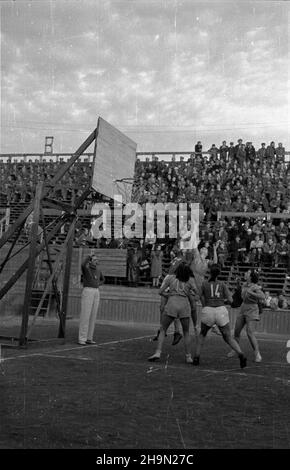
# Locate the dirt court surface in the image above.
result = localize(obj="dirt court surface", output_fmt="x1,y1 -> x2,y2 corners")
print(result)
0,316 -> 290,449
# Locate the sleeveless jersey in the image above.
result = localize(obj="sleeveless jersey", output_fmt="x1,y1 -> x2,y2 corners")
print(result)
201,280 -> 231,307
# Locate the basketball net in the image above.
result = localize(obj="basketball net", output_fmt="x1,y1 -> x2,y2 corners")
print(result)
113,178 -> 138,204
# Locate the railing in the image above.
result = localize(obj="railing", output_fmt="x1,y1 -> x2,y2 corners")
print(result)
0,208 -> 10,237
0,151 -> 289,163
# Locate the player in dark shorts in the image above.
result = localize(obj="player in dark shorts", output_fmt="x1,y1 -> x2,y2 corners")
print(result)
193,264 -> 247,369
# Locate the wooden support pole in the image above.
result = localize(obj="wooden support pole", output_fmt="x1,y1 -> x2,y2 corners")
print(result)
0,127 -> 97,251
58,217 -> 76,338
0,203 -> 34,250
49,129 -> 96,188
19,182 -> 43,347
26,221 -> 76,339
0,220 -> 25,274
0,214 -> 67,301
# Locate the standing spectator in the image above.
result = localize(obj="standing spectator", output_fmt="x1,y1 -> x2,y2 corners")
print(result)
151,245 -> 163,287
195,141 -> 202,157
245,142 -> 256,162
219,141 -> 229,161
208,144 -> 219,159
276,143 -> 285,163
227,220 -> 239,243
257,143 -> 266,161
265,141 -> 276,160
127,245 -> 141,287
228,142 -> 235,161
275,239 -> 290,269
78,254 -> 105,345
230,235 -> 247,265
234,139 -> 243,163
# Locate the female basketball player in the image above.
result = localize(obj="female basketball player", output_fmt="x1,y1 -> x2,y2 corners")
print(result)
228,269 -> 265,363
148,263 -> 197,364
193,264 -> 247,368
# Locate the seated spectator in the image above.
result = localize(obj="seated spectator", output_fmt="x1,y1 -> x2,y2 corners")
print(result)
264,291 -> 272,308
275,221 -> 288,242
75,227 -> 93,247
216,239 -> 228,267
263,238 -> 276,267
278,292 -> 288,309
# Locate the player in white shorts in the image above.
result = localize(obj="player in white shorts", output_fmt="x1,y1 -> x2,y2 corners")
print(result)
193,264 -> 247,369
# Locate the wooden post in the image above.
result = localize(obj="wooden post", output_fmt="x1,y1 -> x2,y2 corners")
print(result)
57,217 -> 76,338
19,182 -> 43,346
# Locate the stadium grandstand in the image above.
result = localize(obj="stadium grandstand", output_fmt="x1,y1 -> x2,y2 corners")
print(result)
1,139 -> 290,309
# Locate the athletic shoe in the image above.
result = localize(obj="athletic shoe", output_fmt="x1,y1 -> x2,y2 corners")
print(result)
255,352 -> 262,363
86,340 -> 96,344
239,355 -> 247,369
172,332 -> 183,345
185,355 -> 193,364
227,350 -> 236,358
78,341 -> 86,345
148,353 -> 161,362
192,356 -> 200,366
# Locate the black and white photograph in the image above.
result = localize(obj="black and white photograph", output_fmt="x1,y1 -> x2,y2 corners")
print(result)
0,0 -> 290,455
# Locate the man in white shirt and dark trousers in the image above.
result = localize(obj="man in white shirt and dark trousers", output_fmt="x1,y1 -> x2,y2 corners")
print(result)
78,254 -> 105,345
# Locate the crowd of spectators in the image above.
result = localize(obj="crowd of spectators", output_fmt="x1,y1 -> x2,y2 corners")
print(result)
1,139 -> 290,295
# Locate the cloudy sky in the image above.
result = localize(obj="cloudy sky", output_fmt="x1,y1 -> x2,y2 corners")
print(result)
1,0 -> 289,155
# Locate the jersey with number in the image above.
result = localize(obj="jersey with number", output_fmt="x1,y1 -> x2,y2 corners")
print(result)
201,280 -> 231,307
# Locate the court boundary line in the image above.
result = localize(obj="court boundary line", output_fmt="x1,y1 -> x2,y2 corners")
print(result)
0,334 -> 154,362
